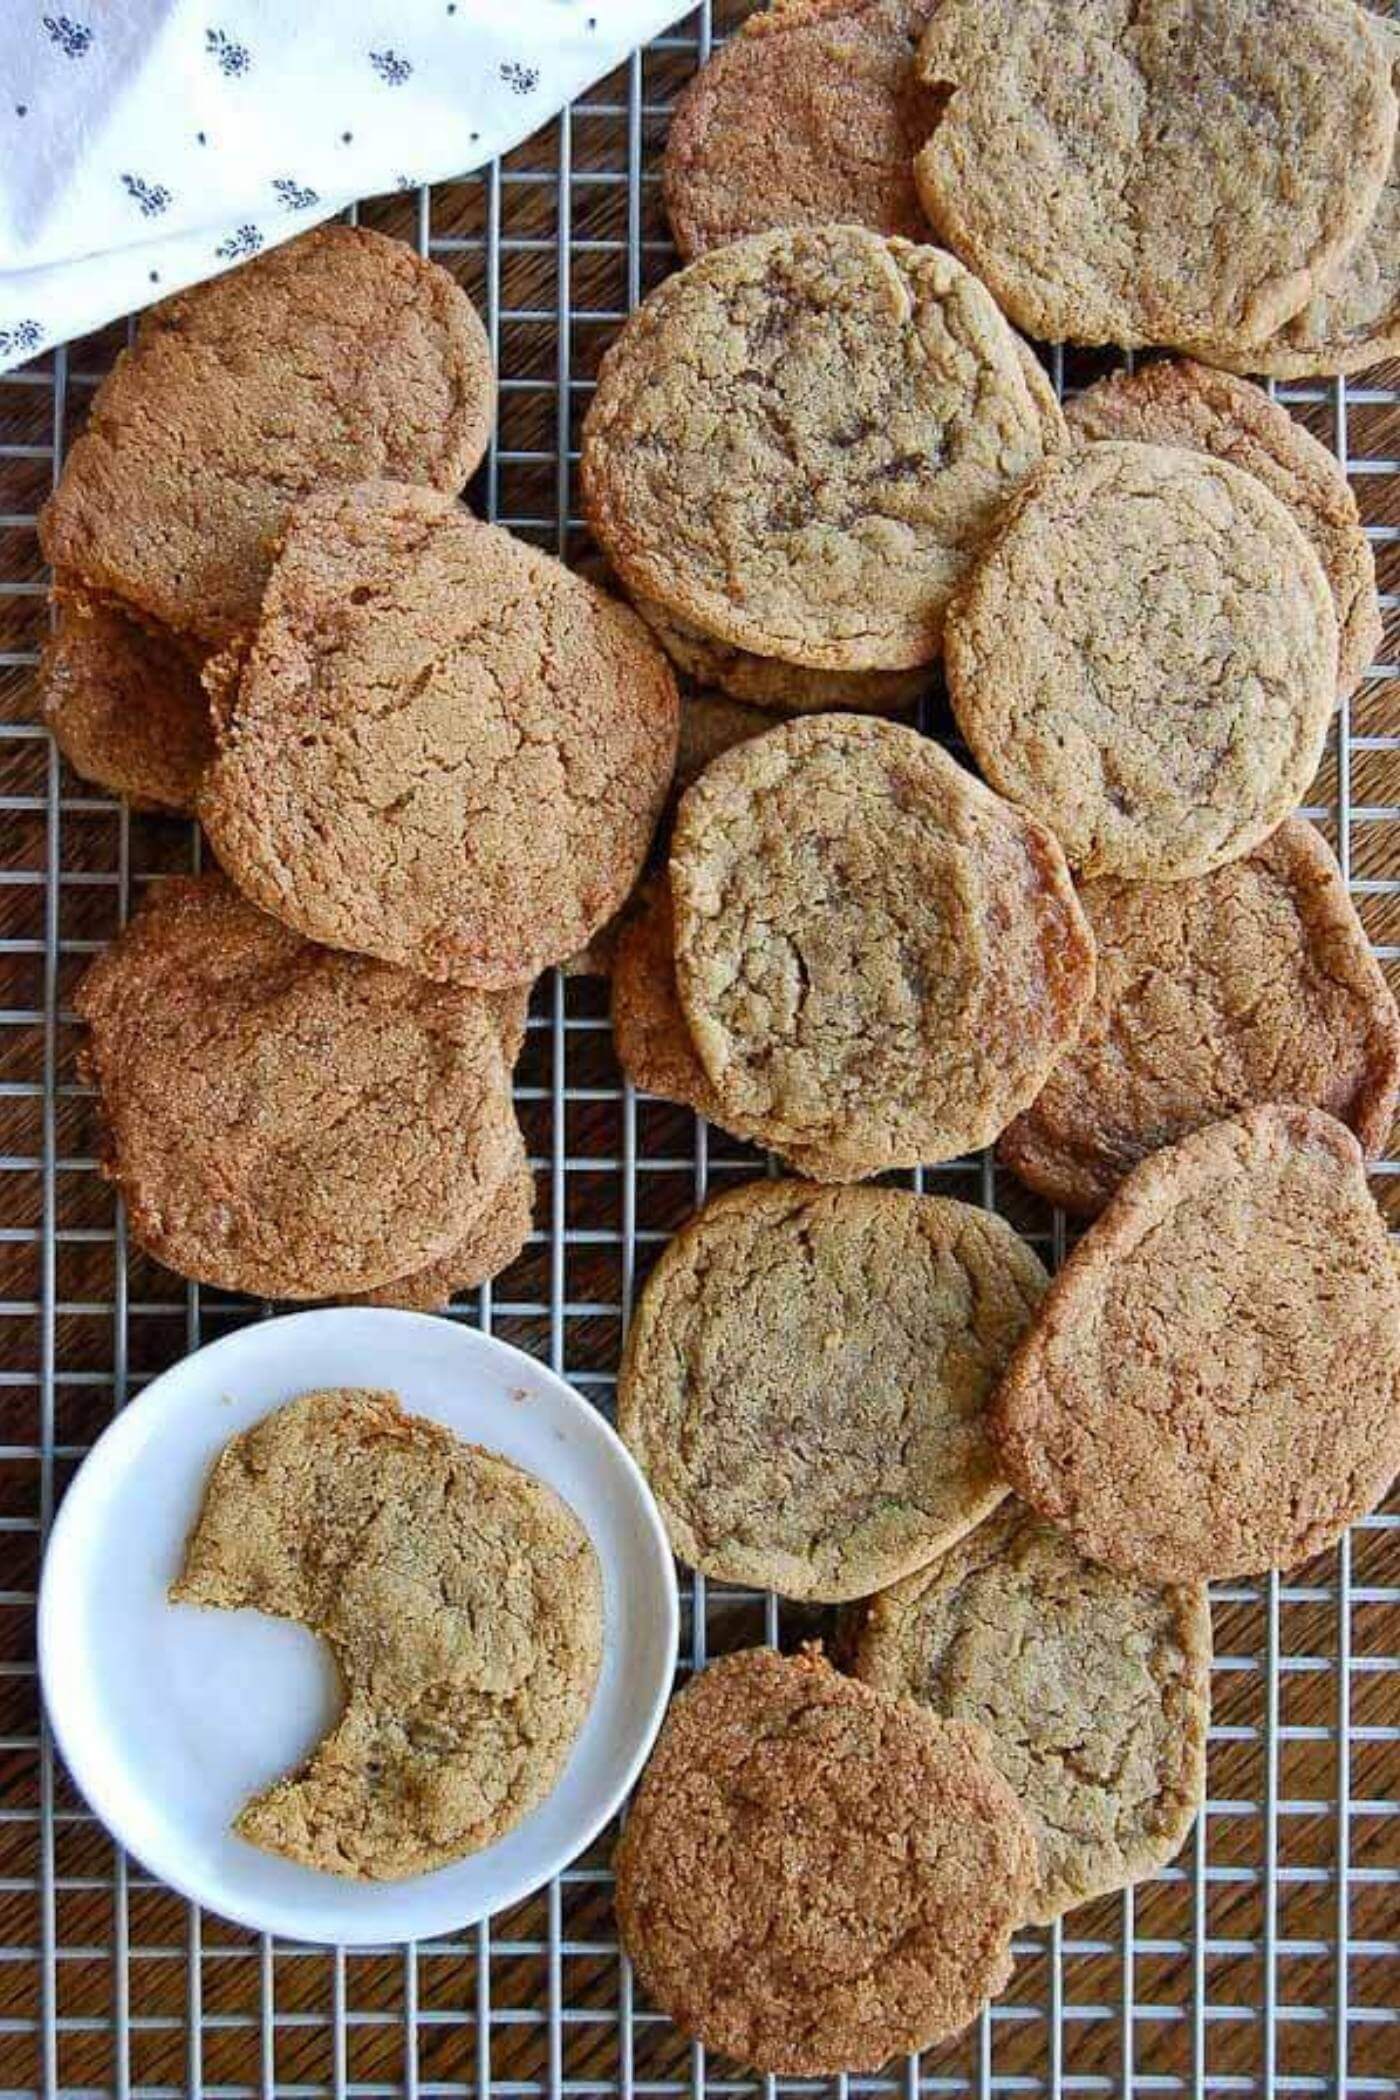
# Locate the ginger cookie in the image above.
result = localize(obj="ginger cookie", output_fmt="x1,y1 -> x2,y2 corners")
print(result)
999,820 -> 1400,1215
663,0 -> 939,259
199,481 -> 679,988
669,715 -> 1095,1177
614,1646 -> 1036,2074
946,442 -> 1338,881
75,874 -> 523,1300
173,1388 -> 601,1879
353,1131 -> 534,1311
913,0 -> 1397,357
581,225 -> 1062,670
40,225 -> 493,647
630,591 -> 928,714
41,586 -> 214,814
993,1104 -> 1400,1582
1218,15 -> 1400,377
676,694 -> 777,794
854,1501 -> 1211,1923
618,1179 -> 1046,1600
1067,360 -> 1379,705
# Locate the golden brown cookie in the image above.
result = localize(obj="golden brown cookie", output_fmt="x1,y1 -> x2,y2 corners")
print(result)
630,590 -> 928,714
1217,15 -> 1400,377
993,1104 -> 1400,1581
999,819 -> 1400,1215
854,1501 -> 1211,1924
614,1646 -> 1036,2073
40,225 -> 493,647
75,874 -> 523,1300
618,1179 -> 1046,1600
173,1388 -> 601,1879
945,442 -> 1338,881
41,586 -> 214,814
581,225 -> 1063,670
669,715 -> 1095,1177
913,0 -> 1398,357
1066,360 -> 1380,705
676,693 -> 777,792
352,1138 -> 535,1311
199,481 -> 679,988
663,0 -> 940,259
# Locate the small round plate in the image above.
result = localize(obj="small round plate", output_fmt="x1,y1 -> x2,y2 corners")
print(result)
39,1308 -> 678,1946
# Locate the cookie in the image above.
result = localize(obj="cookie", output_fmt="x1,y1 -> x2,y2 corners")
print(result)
41,586 -> 214,814
1066,359 -> 1380,704
614,1646 -> 1036,2074
199,481 -> 679,988
999,819 -> 1400,1215
618,1178 -> 1046,1600
352,1134 -> 534,1311
676,694 -> 777,793
40,225 -> 493,647
913,0 -> 1397,356
945,442 -> 1338,881
630,591 -> 928,714
854,1501 -> 1211,1924
75,873 -> 523,1299
581,225 -> 1063,670
1218,15 -> 1400,377
993,1104 -> 1400,1581
172,1388 -> 601,1878
664,0 -> 939,258
669,715 -> 1095,1177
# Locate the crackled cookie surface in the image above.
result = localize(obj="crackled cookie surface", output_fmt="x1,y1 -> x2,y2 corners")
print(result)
994,1105 -> 1400,1581
199,481 -> 678,988
581,225 -> 1061,670
41,588 -> 213,814
913,0 -> 1397,356
619,1179 -> 1045,1599
614,1647 -> 1035,2074
855,1501 -> 1211,1922
1066,360 -> 1380,703
669,715 -> 1094,1176
946,442 -> 1338,880
40,225 -> 493,645
1000,820 -> 1400,1214
75,874 -> 522,1299
173,1388 -> 601,1879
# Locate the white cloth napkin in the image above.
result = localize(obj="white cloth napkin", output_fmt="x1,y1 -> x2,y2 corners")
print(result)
0,0 -> 690,372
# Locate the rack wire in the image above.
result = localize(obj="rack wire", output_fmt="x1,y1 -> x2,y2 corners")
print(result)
0,3 -> 1395,2093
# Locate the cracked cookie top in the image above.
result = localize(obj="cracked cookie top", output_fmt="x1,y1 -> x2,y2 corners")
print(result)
172,1388 -> 601,1879
667,714 -> 1095,1176
199,480 -> 679,988
40,225 -> 494,647
993,1104 -> 1400,1581
41,585 -> 214,815
618,1178 -> 1046,1600
913,0 -> 1397,356
999,819 -> 1400,1215
614,1646 -> 1036,2074
854,1500 -> 1211,1924
74,873 -> 524,1300
580,225 -> 1062,670
945,442 -> 1338,881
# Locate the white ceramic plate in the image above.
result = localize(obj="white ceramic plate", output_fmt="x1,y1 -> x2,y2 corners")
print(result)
38,1307 -> 678,1946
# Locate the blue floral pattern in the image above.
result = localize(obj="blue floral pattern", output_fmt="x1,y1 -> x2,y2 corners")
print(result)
206,28 -> 251,77
272,177 -> 319,211
500,60 -> 540,94
43,15 -> 92,58
0,321 -> 42,358
120,173 -> 172,218
369,49 -> 413,87
215,223 -> 263,261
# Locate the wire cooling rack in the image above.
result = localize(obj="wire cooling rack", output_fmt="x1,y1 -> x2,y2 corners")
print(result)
0,3 -> 1396,2093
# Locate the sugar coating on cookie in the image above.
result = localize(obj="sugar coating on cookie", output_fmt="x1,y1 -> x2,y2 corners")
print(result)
999,820 -> 1400,1215
172,1388 -> 601,1879
199,481 -> 679,988
663,0 -> 940,259
854,1500 -> 1211,1923
41,587 -> 214,815
1066,360 -> 1379,705
581,225 -> 1063,670
75,874 -> 523,1300
619,1179 -> 1046,1600
946,442 -> 1338,881
614,1647 -> 1036,2073
913,0 -> 1397,356
40,225 -> 494,646
668,715 -> 1095,1176
994,1104 -> 1400,1581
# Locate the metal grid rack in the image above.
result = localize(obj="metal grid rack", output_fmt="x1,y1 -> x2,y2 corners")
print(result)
0,2 -> 1396,2092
